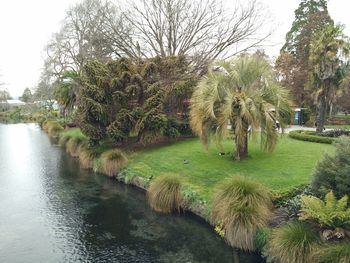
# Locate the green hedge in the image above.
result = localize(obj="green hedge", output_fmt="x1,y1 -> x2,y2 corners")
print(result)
288,130 -> 334,144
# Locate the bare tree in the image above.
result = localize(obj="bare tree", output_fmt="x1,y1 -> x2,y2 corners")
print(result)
43,0 -> 272,78
45,0 -> 116,75
103,0 -> 271,69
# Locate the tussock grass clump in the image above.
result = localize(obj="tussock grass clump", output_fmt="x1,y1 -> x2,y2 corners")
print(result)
66,137 -> 84,157
47,123 -> 64,138
78,143 -> 97,169
267,221 -> 319,263
312,241 -> 350,263
211,176 -> 272,251
100,149 -> 128,177
58,135 -> 71,146
147,173 -> 183,214
43,120 -> 57,131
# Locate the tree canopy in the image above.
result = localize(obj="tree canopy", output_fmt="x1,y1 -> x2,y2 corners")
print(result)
190,54 -> 291,160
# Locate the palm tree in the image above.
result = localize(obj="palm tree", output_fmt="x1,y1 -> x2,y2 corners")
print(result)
308,23 -> 350,133
190,54 -> 291,160
54,70 -> 79,118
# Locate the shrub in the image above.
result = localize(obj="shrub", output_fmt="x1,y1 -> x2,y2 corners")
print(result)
289,130 -> 334,144
312,136 -> 350,198
147,173 -> 183,214
66,137 -> 84,157
299,192 -> 350,231
267,221 -> 320,263
211,176 -> 272,251
312,241 -> 350,263
47,122 -> 64,138
320,129 -> 350,138
255,228 -> 271,253
78,143 -> 97,169
58,135 -> 71,146
100,149 -> 128,177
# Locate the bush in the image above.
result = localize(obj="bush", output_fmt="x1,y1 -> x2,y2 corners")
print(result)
255,228 -> 271,253
289,130 -> 334,144
319,129 -> 350,138
147,173 -> 183,214
58,135 -> 71,146
47,122 -> 64,138
211,176 -> 272,251
267,221 -> 320,263
78,143 -> 97,169
312,241 -> 350,263
299,192 -> 350,231
100,149 -> 128,177
312,136 -> 350,198
66,137 -> 84,157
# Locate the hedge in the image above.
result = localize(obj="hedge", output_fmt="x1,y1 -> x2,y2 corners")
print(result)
288,130 -> 334,144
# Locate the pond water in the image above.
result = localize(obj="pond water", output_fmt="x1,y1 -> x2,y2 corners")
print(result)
0,123 -> 263,263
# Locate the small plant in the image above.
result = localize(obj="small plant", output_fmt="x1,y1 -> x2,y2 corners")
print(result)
312,136 -> 350,198
100,149 -> 128,177
300,191 -> 350,240
47,122 -> 64,138
66,137 -> 84,157
147,173 -> 183,214
58,135 -> 71,146
214,225 -> 225,238
267,221 -> 320,263
254,228 -> 271,253
312,241 -> 350,263
211,176 -> 272,251
78,143 -> 97,169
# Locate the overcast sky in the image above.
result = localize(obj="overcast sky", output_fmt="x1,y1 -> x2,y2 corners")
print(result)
0,0 -> 349,97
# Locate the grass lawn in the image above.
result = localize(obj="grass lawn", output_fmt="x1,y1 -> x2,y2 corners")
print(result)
125,136 -> 334,202
61,127 -> 87,139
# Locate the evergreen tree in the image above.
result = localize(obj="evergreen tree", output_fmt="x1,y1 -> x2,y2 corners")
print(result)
20,88 -> 33,103
276,0 -> 332,108
308,23 -> 350,132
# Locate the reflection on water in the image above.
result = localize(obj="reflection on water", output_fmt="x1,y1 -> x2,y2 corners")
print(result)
0,123 -> 263,262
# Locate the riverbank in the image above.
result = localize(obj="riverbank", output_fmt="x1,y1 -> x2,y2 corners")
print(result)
1,123 -> 245,262
41,121 -> 350,263
45,123 -> 333,222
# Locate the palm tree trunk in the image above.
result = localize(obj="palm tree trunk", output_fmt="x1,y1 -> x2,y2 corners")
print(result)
316,80 -> 330,133
235,127 -> 248,160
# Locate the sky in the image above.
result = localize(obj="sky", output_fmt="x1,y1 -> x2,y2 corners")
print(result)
0,0 -> 349,97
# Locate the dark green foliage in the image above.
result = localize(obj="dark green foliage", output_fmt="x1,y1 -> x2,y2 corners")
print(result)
77,57 -> 197,145
320,129 -> 350,137
136,111 -> 168,144
164,118 -> 193,138
107,109 -> 135,142
289,130 -> 334,144
312,136 -> 350,198
255,228 -> 271,253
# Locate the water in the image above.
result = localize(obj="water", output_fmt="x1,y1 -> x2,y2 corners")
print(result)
0,123 -> 263,263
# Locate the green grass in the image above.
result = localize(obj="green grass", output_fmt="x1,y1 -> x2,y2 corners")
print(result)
125,136 -> 334,202
61,128 -> 87,140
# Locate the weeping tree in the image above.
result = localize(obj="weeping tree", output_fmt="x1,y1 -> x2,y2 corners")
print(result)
190,54 -> 291,160
308,23 -> 350,133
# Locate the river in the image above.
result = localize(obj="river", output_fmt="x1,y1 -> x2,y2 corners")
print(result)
0,123 -> 263,263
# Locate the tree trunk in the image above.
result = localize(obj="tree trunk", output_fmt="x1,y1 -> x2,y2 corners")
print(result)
329,102 -> 333,117
235,130 -> 248,161
316,80 -> 330,134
